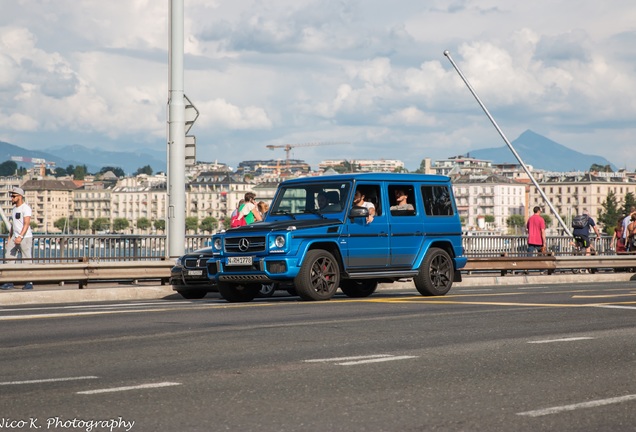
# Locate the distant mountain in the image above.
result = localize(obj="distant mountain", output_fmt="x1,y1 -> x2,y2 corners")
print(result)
469,130 -> 616,172
0,141 -> 166,175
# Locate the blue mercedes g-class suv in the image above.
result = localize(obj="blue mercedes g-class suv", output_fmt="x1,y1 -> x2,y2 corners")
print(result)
207,173 -> 466,302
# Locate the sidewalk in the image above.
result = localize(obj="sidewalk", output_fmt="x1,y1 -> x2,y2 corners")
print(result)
0,272 -> 634,306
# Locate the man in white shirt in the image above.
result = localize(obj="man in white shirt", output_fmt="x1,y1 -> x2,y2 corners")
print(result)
353,190 -> 375,224
1,187 -> 34,290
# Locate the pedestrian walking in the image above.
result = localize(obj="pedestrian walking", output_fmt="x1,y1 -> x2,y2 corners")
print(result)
526,206 -> 546,255
1,187 -> 34,290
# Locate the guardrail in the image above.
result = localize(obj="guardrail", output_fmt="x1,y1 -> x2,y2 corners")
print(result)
1,255 -> 635,289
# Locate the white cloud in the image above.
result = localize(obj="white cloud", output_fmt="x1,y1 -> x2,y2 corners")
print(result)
1,1 -> 636,170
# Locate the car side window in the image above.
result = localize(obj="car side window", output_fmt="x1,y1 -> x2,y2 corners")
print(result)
421,185 -> 454,216
355,185 -> 382,216
388,185 -> 416,216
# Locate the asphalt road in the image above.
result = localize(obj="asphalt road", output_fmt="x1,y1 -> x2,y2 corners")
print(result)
1,282 -> 635,432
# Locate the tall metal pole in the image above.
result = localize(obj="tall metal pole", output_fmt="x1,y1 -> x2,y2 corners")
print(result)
167,0 -> 186,257
443,50 -> 572,237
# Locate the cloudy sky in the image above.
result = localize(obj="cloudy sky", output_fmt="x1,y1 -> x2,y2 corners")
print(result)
1,0 -> 635,171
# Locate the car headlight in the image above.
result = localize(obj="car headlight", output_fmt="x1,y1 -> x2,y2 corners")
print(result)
214,238 -> 222,251
174,256 -> 183,266
275,235 -> 286,248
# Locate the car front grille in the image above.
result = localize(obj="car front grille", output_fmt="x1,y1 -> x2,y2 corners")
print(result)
184,256 -> 210,269
225,236 -> 266,253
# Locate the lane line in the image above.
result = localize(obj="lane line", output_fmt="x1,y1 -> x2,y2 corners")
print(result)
0,376 -> 99,386
338,355 -> 418,365
594,305 -> 636,310
528,337 -> 594,344
517,394 -> 636,417
77,382 -> 181,395
305,355 -> 393,363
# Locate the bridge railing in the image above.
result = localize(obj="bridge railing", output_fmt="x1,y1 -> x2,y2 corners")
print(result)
0,233 -> 617,263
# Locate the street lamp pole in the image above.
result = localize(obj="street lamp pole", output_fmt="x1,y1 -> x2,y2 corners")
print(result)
167,0 -> 186,258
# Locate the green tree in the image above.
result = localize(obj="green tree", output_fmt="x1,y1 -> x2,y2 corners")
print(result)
92,218 -> 110,233
622,192 -> 636,216
484,215 -> 495,223
30,221 -> 38,232
53,217 -> 69,232
0,160 -> 18,176
153,219 -> 166,232
597,190 -> 621,233
112,218 -> 130,232
506,214 -> 525,234
200,216 -> 218,233
136,217 -> 151,232
222,216 -> 231,230
541,214 -> 552,228
70,217 -> 90,233
185,216 -> 199,233
135,165 -> 153,176
54,167 -> 67,177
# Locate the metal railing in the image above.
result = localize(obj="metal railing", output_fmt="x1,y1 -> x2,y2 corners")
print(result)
0,233 -> 618,263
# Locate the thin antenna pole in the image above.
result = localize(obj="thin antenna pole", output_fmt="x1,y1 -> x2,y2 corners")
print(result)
443,50 -> 571,237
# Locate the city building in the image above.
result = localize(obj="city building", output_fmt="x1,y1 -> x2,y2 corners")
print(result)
21,179 -> 79,233
318,159 -> 405,172
433,155 -> 493,176
452,174 -> 526,232
528,172 -> 636,232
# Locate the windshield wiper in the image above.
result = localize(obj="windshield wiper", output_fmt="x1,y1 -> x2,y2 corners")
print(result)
305,209 -> 327,219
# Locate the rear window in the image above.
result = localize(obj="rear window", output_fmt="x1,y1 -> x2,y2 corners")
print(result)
421,185 -> 454,216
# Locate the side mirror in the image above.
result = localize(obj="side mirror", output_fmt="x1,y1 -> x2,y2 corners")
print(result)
349,206 -> 369,219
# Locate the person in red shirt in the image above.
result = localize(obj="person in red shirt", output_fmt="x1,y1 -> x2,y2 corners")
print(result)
526,206 -> 546,254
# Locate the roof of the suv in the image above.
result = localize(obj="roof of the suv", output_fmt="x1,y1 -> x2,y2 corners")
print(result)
281,173 -> 451,185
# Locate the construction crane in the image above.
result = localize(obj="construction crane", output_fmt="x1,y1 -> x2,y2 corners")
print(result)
11,156 -> 56,176
266,142 -> 348,167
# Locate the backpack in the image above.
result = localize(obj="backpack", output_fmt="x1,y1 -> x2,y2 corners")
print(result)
230,205 -> 247,228
572,214 -> 589,229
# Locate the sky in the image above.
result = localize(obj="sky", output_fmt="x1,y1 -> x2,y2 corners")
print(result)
1,0 -> 636,172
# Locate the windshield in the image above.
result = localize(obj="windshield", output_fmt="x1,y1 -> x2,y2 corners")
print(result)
270,182 -> 351,215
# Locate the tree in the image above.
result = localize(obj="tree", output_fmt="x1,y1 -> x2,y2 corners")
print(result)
53,217 -> 69,232
0,160 -> 18,176
54,167 -> 67,177
506,215 -> 525,234
136,217 -> 151,232
92,218 -> 110,233
66,164 -> 88,180
598,190 -> 621,233
112,218 -> 130,232
30,221 -> 38,232
200,216 -> 218,233
185,216 -> 199,233
70,217 -> 91,233
154,219 -> 166,232
622,192 -> 636,216
135,165 -> 153,176
541,214 -> 552,229
484,215 -> 495,223
222,216 -> 231,230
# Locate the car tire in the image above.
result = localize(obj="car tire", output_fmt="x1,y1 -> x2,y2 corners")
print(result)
339,280 -> 378,298
258,283 -> 277,297
414,247 -> 454,296
177,290 -> 207,299
218,283 -> 260,303
294,250 -> 340,301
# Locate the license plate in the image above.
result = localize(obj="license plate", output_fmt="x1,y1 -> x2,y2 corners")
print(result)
187,270 -> 203,276
227,256 -> 253,266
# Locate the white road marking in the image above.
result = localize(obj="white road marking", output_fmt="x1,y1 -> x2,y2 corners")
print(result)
517,394 -> 636,417
594,305 -> 636,310
305,354 -> 418,365
338,355 -> 418,365
77,382 -> 181,395
0,376 -> 99,386
528,337 -> 594,344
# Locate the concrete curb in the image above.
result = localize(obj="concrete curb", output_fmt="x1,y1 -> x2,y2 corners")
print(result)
0,273 -> 634,306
